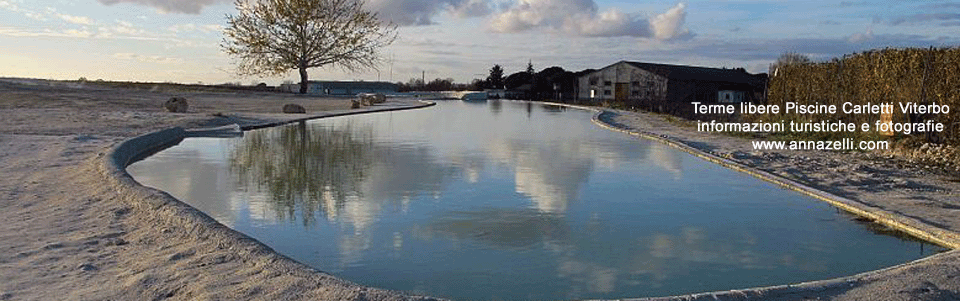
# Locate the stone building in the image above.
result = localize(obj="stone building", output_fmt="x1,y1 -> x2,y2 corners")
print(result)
577,61 -> 767,117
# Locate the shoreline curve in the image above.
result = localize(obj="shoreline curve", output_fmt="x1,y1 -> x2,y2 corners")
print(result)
100,100 -> 441,301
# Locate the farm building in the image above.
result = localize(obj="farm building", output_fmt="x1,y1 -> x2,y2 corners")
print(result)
279,81 -> 398,95
577,61 -> 767,117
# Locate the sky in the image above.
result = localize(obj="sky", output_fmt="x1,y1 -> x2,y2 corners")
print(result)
0,0 -> 958,85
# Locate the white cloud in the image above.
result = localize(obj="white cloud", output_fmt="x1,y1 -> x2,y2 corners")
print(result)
847,29 -> 873,43
58,13 -> 93,25
167,23 -> 222,33
113,52 -> 183,64
108,20 -> 144,35
63,29 -> 92,38
650,3 -> 691,41
0,1 -> 47,21
0,27 -> 92,38
0,0 -> 18,11
489,1 -> 692,40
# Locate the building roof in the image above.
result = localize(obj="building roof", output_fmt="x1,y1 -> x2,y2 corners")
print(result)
622,61 -> 765,85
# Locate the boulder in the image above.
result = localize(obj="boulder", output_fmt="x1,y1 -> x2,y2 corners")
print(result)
358,93 -> 372,105
351,99 -> 361,109
358,93 -> 386,105
164,97 -> 188,113
283,103 -> 306,114
371,93 -> 386,103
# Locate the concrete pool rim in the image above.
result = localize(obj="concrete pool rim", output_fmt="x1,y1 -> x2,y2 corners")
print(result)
103,98 -> 959,301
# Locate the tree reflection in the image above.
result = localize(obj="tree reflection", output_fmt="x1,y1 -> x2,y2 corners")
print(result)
230,121 -> 374,226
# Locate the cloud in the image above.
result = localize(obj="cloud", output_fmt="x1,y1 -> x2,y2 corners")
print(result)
57,13 -> 93,25
875,13 -> 960,26
0,0 -> 18,11
63,29 -> 93,38
0,27 -> 92,38
366,0 -> 492,26
650,2 -> 691,40
167,23 -> 222,33
489,1 -> 692,40
97,0 -> 227,14
113,52 -> 183,64
656,33 -> 960,63
847,29 -> 872,43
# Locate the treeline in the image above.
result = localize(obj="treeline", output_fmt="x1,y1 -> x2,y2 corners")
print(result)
396,63 -> 587,102
396,78 -> 474,92
766,47 -> 960,145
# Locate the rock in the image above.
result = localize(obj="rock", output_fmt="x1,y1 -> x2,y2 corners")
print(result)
78,263 -> 97,272
282,104 -> 306,114
371,93 -> 386,103
358,95 -> 372,106
163,97 -> 188,113
358,93 -> 385,105
351,99 -> 361,109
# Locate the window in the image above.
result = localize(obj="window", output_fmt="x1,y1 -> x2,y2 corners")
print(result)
604,80 -> 612,86
632,81 -> 641,87
603,90 -> 611,95
590,89 -> 597,98
589,76 -> 599,85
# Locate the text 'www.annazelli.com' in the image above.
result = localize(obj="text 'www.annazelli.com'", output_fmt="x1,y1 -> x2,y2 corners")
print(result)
751,139 -> 889,151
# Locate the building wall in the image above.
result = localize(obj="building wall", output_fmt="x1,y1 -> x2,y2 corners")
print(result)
300,82 -> 398,95
577,62 -> 667,104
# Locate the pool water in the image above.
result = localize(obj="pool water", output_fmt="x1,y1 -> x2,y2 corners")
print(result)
128,100 -> 944,300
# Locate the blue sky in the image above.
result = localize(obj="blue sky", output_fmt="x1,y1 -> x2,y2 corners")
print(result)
0,0 -> 957,85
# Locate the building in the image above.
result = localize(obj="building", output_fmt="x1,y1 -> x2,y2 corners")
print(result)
279,81 -> 399,95
577,61 -> 767,117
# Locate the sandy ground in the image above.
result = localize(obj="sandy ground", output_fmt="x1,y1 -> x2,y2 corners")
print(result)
0,79 -> 957,300
0,79 -> 436,301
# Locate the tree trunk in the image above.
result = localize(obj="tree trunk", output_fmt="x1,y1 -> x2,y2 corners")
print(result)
299,66 -> 308,94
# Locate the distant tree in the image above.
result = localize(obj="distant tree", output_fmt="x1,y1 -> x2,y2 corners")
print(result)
769,52 -> 811,76
504,72 -> 532,91
222,0 -> 397,94
526,60 -> 535,74
472,78 -> 490,90
533,66 -> 571,100
424,78 -> 455,91
487,64 -> 504,89
407,77 -> 424,88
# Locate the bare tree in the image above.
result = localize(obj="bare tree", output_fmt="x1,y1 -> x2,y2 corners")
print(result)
222,0 -> 397,94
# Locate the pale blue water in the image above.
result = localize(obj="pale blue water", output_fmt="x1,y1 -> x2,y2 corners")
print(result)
128,100 -> 944,300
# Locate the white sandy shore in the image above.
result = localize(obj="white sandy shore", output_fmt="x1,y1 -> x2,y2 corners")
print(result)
0,79 -> 957,300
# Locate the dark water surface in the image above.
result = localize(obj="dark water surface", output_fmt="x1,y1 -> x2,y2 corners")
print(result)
128,100 -> 944,300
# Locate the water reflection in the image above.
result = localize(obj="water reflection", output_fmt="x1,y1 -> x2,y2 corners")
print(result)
127,100 -> 946,301
230,122 -> 376,227
417,208 -> 568,249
